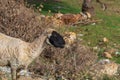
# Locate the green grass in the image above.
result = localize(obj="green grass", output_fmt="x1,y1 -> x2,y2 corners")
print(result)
27,0 -> 120,63
80,12 -> 120,46
26,0 -> 81,14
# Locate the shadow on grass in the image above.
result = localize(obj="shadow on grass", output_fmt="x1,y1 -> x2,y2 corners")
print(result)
26,0 -> 80,14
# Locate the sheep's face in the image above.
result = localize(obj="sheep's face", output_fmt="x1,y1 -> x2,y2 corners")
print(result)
46,31 -> 65,48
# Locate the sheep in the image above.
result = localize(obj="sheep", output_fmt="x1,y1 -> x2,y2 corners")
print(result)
0,29 -> 65,80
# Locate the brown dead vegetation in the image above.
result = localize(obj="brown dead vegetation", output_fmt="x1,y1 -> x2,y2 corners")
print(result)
43,12 -> 93,26
30,41 -> 97,79
0,0 -> 50,42
60,13 -> 85,25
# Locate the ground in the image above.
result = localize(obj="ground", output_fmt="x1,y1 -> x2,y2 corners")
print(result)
0,0 -> 120,80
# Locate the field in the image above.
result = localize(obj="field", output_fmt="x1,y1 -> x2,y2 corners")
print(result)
27,0 -> 120,62
0,0 -> 120,80
27,0 -> 120,79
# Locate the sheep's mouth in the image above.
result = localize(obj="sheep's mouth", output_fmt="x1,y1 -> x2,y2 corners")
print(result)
46,31 -> 65,48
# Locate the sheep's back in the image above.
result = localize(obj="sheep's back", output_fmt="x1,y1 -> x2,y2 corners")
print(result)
0,33 -> 27,66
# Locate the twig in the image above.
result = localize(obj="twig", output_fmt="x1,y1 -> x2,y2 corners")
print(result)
72,19 -> 102,26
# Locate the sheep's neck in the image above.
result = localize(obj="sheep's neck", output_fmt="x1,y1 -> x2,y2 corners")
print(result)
29,34 -> 47,59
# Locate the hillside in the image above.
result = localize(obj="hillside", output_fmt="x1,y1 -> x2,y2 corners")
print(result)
0,0 -> 120,80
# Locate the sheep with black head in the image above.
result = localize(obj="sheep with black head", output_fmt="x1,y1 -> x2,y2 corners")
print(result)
0,29 -> 65,80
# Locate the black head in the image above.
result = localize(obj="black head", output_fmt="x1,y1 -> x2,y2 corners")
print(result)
48,31 -> 65,48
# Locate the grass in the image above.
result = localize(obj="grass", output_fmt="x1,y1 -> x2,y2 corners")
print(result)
26,0 -> 120,62
26,0 -> 81,14
81,13 -> 120,46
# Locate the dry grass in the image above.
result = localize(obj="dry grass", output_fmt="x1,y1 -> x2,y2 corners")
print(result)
0,0 -> 51,42
29,41 -> 97,79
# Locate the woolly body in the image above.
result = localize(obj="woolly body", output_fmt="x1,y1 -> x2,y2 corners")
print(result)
0,32 -> 46,68
0,30 -> 65,80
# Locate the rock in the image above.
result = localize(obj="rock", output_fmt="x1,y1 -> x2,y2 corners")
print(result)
77,33 -> 84,37
98,59 -> 110,65
93,46 -> 98,50
85,12 -> 92,19
18,70 -> 32,77
64,32 -> 77,45
91,23 -> 96,25
89,59 -> 119,79
40,4 -> 44,8
115,51 -> 120,56
53,13 -> 63,19
103,37 -> 109,43
52,18 -> 64,27
0,67 -> 11,74
102,62 -> 118,75
103,52 -> 113,59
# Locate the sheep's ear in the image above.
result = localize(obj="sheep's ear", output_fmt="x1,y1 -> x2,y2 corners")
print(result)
46,37 -> 52,46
